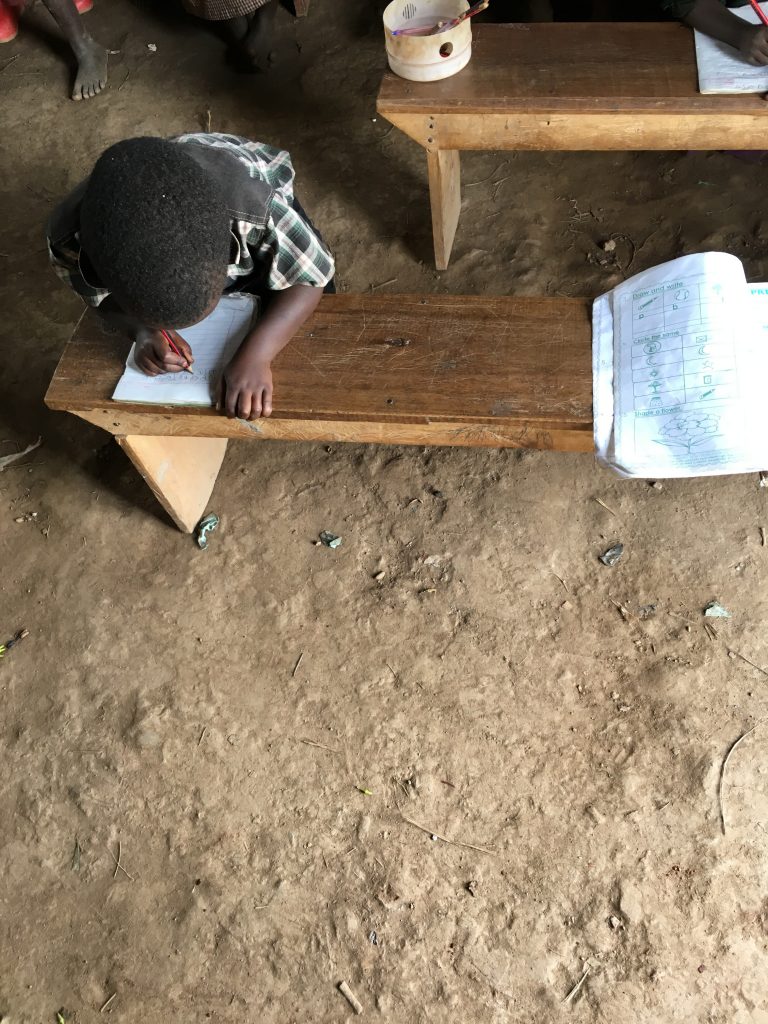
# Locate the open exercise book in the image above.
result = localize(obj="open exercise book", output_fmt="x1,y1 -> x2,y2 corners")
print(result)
112,294 -> 256,406
593,252 -> 768,478
695,2 -> 768,93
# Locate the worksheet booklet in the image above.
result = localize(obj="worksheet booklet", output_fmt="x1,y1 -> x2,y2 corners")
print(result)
695,2 -> 768,94
593,252 -> 768,478
112,293 -> 256,406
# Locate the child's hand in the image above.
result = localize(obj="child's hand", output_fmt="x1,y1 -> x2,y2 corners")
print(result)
740,25 -> 768,65
134,328 -> 194,376
218,350 -> 273,420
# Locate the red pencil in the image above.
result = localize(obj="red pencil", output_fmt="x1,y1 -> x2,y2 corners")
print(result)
749,0 -> 768,27
160,328 -> 194,374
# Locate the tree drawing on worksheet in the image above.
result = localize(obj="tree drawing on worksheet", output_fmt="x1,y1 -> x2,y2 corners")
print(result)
653,412 -> 721,455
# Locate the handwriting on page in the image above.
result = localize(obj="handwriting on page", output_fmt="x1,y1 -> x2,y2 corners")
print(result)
112,295 -> 256,407
611,252 -> 756,476
629,281 -> 737,417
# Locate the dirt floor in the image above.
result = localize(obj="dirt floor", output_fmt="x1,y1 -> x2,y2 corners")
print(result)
3,2 -> 768,1022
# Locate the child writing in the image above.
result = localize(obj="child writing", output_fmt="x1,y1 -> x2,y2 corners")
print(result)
46,133 -> 335,420
661,0 -> 768,64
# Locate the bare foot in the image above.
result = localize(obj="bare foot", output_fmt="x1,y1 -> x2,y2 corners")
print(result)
241,3 -> 278,71
72,34 -> 107,100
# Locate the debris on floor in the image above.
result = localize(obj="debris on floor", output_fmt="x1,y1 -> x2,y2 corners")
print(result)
319,531 -> 342,549
13,512 -> 38,523
338,981 -> 363,1014
0,436 -> 41,471
195,512 -> 220,550
704,600 -> 731,619
0,628 -> 29,659
599,543 -> 624,566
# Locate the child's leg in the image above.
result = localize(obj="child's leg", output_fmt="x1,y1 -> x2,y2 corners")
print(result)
40,0 -> 107,100
241,0 -> 278,70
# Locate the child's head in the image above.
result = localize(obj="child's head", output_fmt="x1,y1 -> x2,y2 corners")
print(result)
80,137 -> 231,328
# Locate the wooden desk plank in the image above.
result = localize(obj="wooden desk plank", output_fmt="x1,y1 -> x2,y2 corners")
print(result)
378,23 -> 768,266
378,22 -> 768,115
45,294 -> 594,452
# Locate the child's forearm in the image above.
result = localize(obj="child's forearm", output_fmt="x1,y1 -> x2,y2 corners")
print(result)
219,284 -> 324,419
240,284 -> 323,364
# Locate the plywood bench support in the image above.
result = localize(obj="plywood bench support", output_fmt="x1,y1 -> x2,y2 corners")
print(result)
45,293 -> 594,532
377,22 -> 768,268
427,149 -> 461,271
117,435 -> 228,533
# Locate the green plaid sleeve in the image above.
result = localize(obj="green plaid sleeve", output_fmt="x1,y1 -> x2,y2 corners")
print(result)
252,196 -> 335,291
47,234 -> 110,308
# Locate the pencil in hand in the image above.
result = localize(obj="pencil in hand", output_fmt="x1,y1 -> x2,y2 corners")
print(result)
160,328 -> 194,374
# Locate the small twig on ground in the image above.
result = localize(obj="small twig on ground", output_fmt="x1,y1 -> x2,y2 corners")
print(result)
0,54 -> 20,75
594,496 -> 617,516
292,652 -> 304,678
760,526 -> 766,548
71,837 -> 81,872
118,68 -> 130,90
563,964 -> 591,1003
401,815 -> 495,855
703,622 -> 718,641
370,277 -> 398,292
300,737 -> 338,753
338,981 -> 363,1015
728,648 -> 768,677
109,840 -> 134,881
491,175 -> 510,200
99,993 -> 116,1013
551,571 -> 569,593
205,108 -> 212,132
718,723 -> 762,835
465,160 -> 510,187
198,726 -> 207,745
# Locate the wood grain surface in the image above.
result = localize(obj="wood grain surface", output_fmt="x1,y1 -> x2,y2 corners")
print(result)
45,294 -> 594,452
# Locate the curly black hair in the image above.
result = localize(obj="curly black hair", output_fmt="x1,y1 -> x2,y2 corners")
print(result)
80,137 -> 231,327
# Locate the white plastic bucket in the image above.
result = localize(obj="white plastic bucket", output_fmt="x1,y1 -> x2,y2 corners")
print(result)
383,0 -> 472,83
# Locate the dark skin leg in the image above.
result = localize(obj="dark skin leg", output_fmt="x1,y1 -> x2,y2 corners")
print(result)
41,0 -> 107,100
241,0 -> 279,71
220,14 -> 249,43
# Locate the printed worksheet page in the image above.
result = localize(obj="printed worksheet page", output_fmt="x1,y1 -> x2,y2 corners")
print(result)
595,252 -> 768,478
695,3 -> 768,94
112,293 -> 255,406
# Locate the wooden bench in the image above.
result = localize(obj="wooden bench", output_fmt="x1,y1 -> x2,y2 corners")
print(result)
45,293 -> 593,532
377,22 -> 768,270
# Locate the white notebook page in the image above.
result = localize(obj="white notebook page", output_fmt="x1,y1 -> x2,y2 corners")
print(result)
694,2 -> 768,94
112,294 -> 255,406
593,253 -> 768,478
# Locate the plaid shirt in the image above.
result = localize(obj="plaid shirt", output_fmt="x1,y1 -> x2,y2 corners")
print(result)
47,133 -> 335,309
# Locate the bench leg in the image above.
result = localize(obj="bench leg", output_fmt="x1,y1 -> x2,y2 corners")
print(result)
117,435 -> 228,533
427,149 -> 461,270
